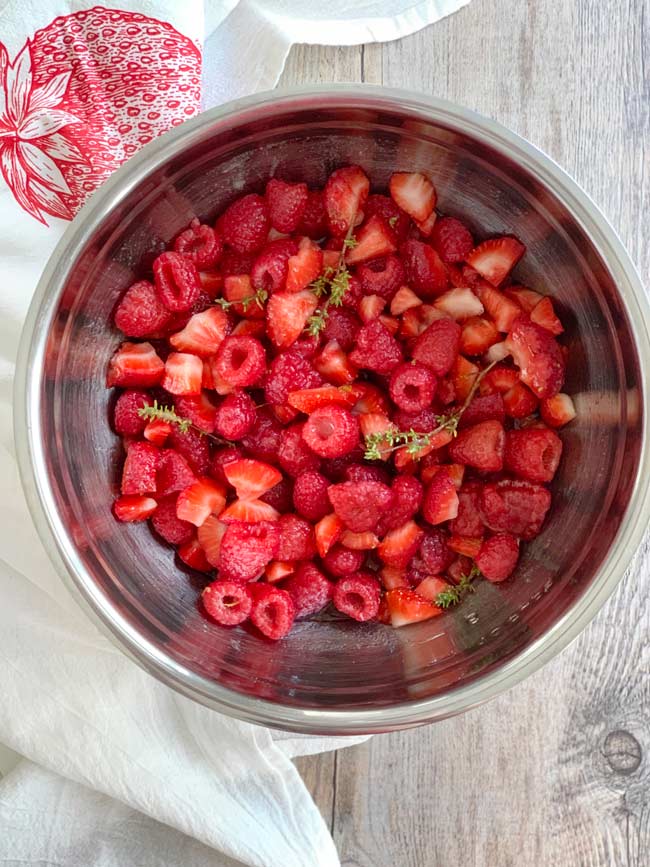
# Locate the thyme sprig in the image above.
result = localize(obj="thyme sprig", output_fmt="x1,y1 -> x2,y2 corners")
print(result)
307,228 -> 356,336
138,400 -> 229,445
214,287 -> 268,313
435,565 -> 482,609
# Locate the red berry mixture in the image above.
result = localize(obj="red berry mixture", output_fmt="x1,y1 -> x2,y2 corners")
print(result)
107,166 -> 574,638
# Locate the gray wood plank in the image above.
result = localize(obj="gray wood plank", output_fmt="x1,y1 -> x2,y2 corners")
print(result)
294,751 -> 336,833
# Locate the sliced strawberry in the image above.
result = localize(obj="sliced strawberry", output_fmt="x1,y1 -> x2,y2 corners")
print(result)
451,355 -> 480,401
113,495 -> 157,523
197,514 -> 227,567
174,393 -> 219,433
389,172 -> 436,223
503,285 -> 542,313
385,588 -> 441,627
265,560 -> 296,583
479,364 -> 520,395
446,463 -> 466,488
399,304 -> 445,339
530,296 -> 564,335
107,341 -> 164,388
176,477 -> 226,527
358,412 -> 397,462
448,534 -> 482,558
503,382 -> 538,419
231,319 -> 266,338
223,458 -> 283,500
324,165 -> 370,237
219,498 -> 280,523
121,441 -> 161,496
465,236 -> 525,286
474,282 -> 521,332
267,290 -> 319,349
358,294 -> 386,322
202,357 -> 235,395
322,248 -> 340,270
314,339 -> 358,385
169,307 -> 229,357
505,315 -> 565,399
287,386 -> 356,413
485,341 -> 512,364
433,288 -> 484,320
390,285 -> 422,315
285,237 -> 323,293
414,208 -> 437,237
198,270 -> 224,298
378,520 -> 424,568
315,513 -> 343,557
460,316 -> 500,355
422,469 -> 459,525
162,352 -> 203,396
449,419 -> 505,472
379,314 -> 399,336
415,576 -> 451,603
346,215 -> 397,265
223,274 -> 265,320
143,419 -> 171,446
339,529 -> 380,550
177,536 -> 212,572
540,393 -> 577,428
349,382 -> 390,415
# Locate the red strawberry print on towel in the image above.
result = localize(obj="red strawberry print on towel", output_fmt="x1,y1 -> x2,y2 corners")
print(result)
0,7 -> 201,224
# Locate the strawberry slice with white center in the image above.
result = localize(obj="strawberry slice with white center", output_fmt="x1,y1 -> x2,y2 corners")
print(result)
358,412 -> 397,461
265,560 -> 296,583
358,294 -> 387,323
314,340 -> 358,385
465,236 -> 526,286
285,237 -> 324,293
223,458 -> 283,500
390,286 -> 422,316
385,588 -> 442,627
339,530 -> 380,550
540,393 -> 577,428
143,420 -> 171,446
219,498 -> 280,523
113,495 -> 157,523
267,290 -> 318,348
349,382 -> 390,415
530,296 -> 564,335
314,513 -> 343,558
197,514 -> 227,567
422,468 -> 460,525
324,165 -> 370,237
169,307 -> 230,357
377,520 -> 424,568
414,208 -> 437,237
505,315 -> 565,398
460,316 -> 500,355
433,287 -> 484,320
162,352 -> 203,396
345,215 -> 397,265
177,537 -> 212,572
389,172 -> 437,223
474,282 -> 522,332
176,477 -> 226,527
107,341 -> 164,388
379,565 -> 409,590
503,285 -> 543,314
287,386 -> 357,413
415,575 -> 451,602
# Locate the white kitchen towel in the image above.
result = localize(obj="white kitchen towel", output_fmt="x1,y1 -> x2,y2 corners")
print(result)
0,1 -> 469,865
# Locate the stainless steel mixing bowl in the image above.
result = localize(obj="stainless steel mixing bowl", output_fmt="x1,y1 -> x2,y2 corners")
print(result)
14,86 -> 650,734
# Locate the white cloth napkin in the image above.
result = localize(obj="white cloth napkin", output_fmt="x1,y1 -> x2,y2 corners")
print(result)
0,1 -> 469,864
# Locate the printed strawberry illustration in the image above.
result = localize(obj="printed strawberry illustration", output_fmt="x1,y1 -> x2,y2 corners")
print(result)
0,8 -> 201,224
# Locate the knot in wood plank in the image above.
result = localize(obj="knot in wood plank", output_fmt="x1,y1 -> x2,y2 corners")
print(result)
602,729 -> 642,775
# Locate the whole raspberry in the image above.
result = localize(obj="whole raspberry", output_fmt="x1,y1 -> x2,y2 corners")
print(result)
322,307 -> 361,352
202,579 -> 253,626
278,424 -> 322,477
458,393 -> 505,429
292,470 -> 332,522
389,362 -> 437,412
504,427 -> 563,483
418,529 -> 454,574
121,441 -> 160,495
431,217 -> 474,264
153,252 -> 202,312
220,249 -> 256,277
400,239 -> 447,297
214,391 -> 257,440
357,254 -> 405,301
156,449 -> 196,497
168,427 -> 211,475
340,274 -> 364,310
392,407 -> 439,433
251,239 -> 299,292
327,480 -> 394,533
333,573 -> 381,622
302,405 -> 360,458
260,476 -> 294,513
349,320 -> 402,374
112,389 -> 150,436
215,336 -> 266,387
449,482 -> 484,537
265,179 -> 309,233
479,480 -> 551,540
221,193 -> 270,253
282,563 -> 334,618
322,544 -> 365,578
364,194 -> 411,243
249,583 -> 295,639
376,475 -> 423,535
219,521 -> 280,582
114,280 -> 171,337
210,446 -> 245,484
173,219 -> 224,270
412,318 -> 461,377
475,533 -> 519,582
344,463 -> 391,485
298,189 -> 327,238
241,410 -> 284,464
150,495 -> 194,546
276,513 -> 317,561
264,351 -> 322,405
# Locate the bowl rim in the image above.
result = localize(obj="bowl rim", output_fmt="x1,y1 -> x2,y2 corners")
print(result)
14,84 -> 650,734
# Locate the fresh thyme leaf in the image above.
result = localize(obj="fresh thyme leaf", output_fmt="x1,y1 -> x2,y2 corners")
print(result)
388,215 -> 399,229
137,400 -> 192,434
305,228 -> 356,334
343,236 -> 358,249
214,287 -> 268,312
435,565 -> 482,609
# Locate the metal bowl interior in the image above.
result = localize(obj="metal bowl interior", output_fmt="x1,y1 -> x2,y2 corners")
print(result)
15,87 -> 650,734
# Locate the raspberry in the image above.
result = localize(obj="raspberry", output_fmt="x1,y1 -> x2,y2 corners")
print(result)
340,274 -> 364,310
278,423 -> 321,476
448,420 -> 505,473
282,563 -> 333,618
113,389 -> 150,436
504,428 -> 563,483
291,334 -> 322,359
259,476 -> 294,513
302,405 -> 360,458
174,394 -> 218,433
215,336 -> 266,387
392,407 -> 439,433
150,495 -> 194,545
298,189 -> 327,238
344,464 -> 391,485
292,470 -> 331,522
114,280 -> 171,337
214,390 -> 257,440
250,583 -> 295,639
322,307 -> 361,352
376,475 -> 423,535
220,249 -> 256,277
412,318 -> 461,377
479,480 -> 551,540
221,194 -> 270,254
153,252 -> 202,312
173,219 -> 223,270
449,482 -> 484,537
328,480 -> 394,533
431,217 -> 474,264
475,533 -> 519,582
241,409 -> 284,464
418,529 -> 454,574
276,513 -> 317,561
389,362 -> 437,412
400,240 -> 447,297
219,521 -> 280,582
357,254 -> 405,301
156,449 -> 196,497
333,573 -> 381,622
202,579 -> 253,625
364,194 -> 411,243
458,393 -> 505,429
265,179 -> 308,233
210,446 -> 245,484
349,320 -> 403,374
322,544 -> 365,578
168,427 -> 211,475
264,352 -> 322,405
251,239 -> 299,292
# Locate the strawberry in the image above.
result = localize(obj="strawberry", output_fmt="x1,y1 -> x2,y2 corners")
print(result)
400,240 -> 448,297
143,420 -> 171,446
385,588 -> 441,627
389,172 -> 436,223
265,179 -> 308,233
505,315 -> 565,398
400,304 -> 445,339
324,165 -> 370,236
451,355 -> 480,401
414,209 -> 437,237
314,340 -> 358,385
175,393 -> 219,432
390,286 -> 422,316
445,464 -> 466,489
340,530 -> 379,550
448,535 -> 482,558
473,282 -> 521,332
121,441 -> 160,496
433,288 -> 484,320
378,521 -> 424,568
503,285 -> 543,313
161,352 -> 203,396
176,478 -> 226,527
358,413 -> 397,461
285,237 -> 323,293
107,342 -> 164,388
530,296 -> 564,335
346,215 -> 397,265
265,560 -> 296,583
540,393 -> 577,428
223,275 -> 265,320
465,236 -> 525,286
502,382 -> 538,419
197,515 -> 227,567
479,364 -> 520,395
169,307 -> 230,357
412,318 -> 461,376
231,319 -> 266,338
358,294 -> 387,323
314,513 -> 343,557
224,459 -> 283,500
219,498 -> 280,523
198,270 -> 224,298
422,469 -> 459,525
460,316 -> 500,355
449,420 -> 505,472
177,536 -> 212,572
113,495 -> 157,523
287,386 -> 356,413
266,290 -> 318,348
156,450 -> 196,498
350,382 -> 390,415
379,566 -> 410,590
485,341 -> 512,364
414,576 -> 450,602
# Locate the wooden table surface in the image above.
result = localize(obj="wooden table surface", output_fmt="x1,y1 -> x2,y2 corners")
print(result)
279,2 -> 650,865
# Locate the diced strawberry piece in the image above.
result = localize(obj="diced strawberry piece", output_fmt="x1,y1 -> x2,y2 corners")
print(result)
480,480 -> 552,540
223,274 -> 265,319
357,413 -> 396,461
379,566 -> 409,590
162,352 -> 203,396
530,296 -> 564,335
198,270 -> 224,298
378,520 -> 424,568
156,449 -> 196,497
113,494 -> 157,522
177,536 -> 212,572
169,307 -> 230,357
390,286 -> 422,315
399,304 -> 445,339
121,441 -> 160,495
153,251 -> 202,312
333,573 -> 381,621
151,495 -> 195,545
349,382 -> 389,416
358,294 -> 387,323
176,477 -> 226,527
144,419 -> 171,446
219,497 -> 280,523
174,393 -> 219,433
460,316 -> 500,355
415,209 -> 437,237
445,464 -> 466,489
202,579 -> 253,626
265,560 -> 296,583
215,335 -> 266,387
197,514 -> 228,566
283,563 -> 334,617
485,341 -> 512,364
322,248 -> 340,270
459,393 -> 505,429
385,588 -> 441,627
433,288 -> 484,320
540,393 -> 577,428
349,319 -> 403,374
412,318 -> 461,377
503,285 -> 543,314
287,386 -> 356,413
267,289 -> 318,348
302,405 -> 360,458
504,427 -> 563,483
474,282 -> 521,332
475,533 -> 519,582
400,240 -> 447,297
285,237 -> 323,293
346,214 -> 397,265
503,382 -> 538,419
506,315 -> 565,399
107,341 -> 165,388
479,364 -> 520,395
251,239 -> 299,293
328,479 -> 394,533
448,535 -> 482,558
219,520 -> 280,582
224,458 -> 283,500
364,194 -> 411,242
422,469 -> 459,525
221,193 -> 270,254
414,576 -> 450,603
339,529 -> 379,550
431,216 -> 474,264
465,236 -> 525,286
314,340 -> 358,385
451,355 -> 480,401
114,279 -> 171,337
322,545 -> 365,578
315,513 -> 343,557
250,583 -> 295,639
389,172 -> 436,223
265,178 -> 308,233
449,419 -> 505,472
324,165 -> 370,236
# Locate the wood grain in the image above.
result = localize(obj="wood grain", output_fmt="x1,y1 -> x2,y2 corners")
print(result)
281,1 -> 650,864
